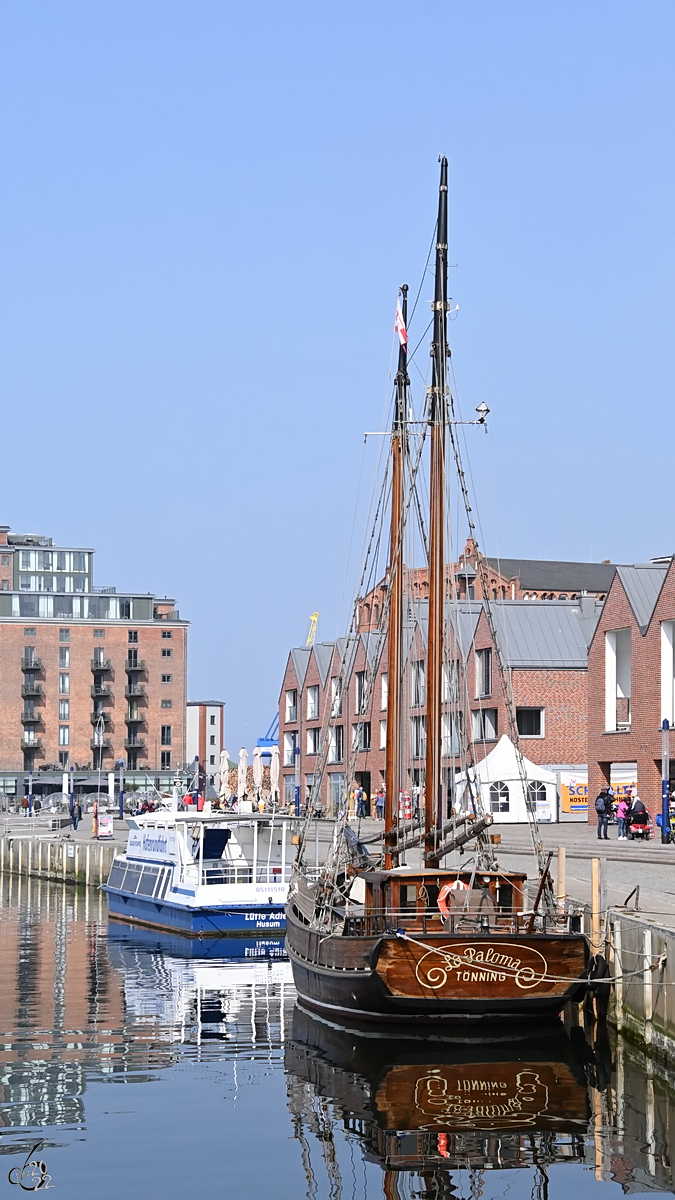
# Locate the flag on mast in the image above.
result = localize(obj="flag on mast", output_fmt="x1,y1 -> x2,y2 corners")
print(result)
394,301 -> 408,347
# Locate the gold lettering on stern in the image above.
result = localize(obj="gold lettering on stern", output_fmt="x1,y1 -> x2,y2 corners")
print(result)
413,1070 -> 550,1129
413,942 -> 549,992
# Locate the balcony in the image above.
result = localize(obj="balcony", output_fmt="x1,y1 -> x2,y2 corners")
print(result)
21,657 -> 43,672
124,737 -> 146,750
20,712 -> 42,725
91,684 -> 112,699
91,658 -> 112,673
21,683 -> 43,698
90,711 -> 112,726
125,713 -> 147,726
90,736 -> 112,751
21,736 -> 42,750
125,684 -> 146,700
124,659 -> 146,674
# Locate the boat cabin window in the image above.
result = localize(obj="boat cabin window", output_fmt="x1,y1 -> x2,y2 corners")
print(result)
400,884 -> 418,910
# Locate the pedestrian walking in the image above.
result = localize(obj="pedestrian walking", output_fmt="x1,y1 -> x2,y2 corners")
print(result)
594,788 -> 612,840
72,800 -> 82,831
375,786 -> 385,820
356,786 -> 368,819
21,796 -> 29,817
616,794 -> 629,840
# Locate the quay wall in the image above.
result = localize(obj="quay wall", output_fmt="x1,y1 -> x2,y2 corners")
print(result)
0,835 -> 117,888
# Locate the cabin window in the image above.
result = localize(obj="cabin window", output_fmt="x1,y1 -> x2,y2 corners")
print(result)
489,780 -> 509,813
400,884 -> 418,910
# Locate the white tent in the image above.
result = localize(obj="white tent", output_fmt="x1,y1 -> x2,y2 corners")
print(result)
454,735 -> 558,824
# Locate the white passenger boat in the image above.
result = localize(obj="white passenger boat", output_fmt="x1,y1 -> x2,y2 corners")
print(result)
102,811 -> 300,937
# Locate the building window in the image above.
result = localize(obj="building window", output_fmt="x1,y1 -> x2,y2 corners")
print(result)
472,708 -> 498,741
442,712 -> 462,757
328,773 -> 345,815
210,755 -> 215,766
605,628 -> 631,732
59,647 -> 70,668
1,581 -> 7,591
161,725 -> 172,746
1,555 -> 8,566
355,671 -> 367,714
489,780 -> 510,813
411,715 -> 427,759
94,629 -> 105,638
381,673 -> 388,711
59,751 -> 69,767
161,674 -> 172,683
210,735 -> 216,746
93,647 -> 106,666
352,721 -> 371,752
128,630 -> 138,643
283,730 -> 298,767
328,725 -> 344,764
162,630 -> 172,639
59,629 -> 70,642
161,648 -> 172,658
283,777 -> 295,806
412,660 -> 426,707
161,699 -> 172,709
476,648 -> 492,698
58,726 -> 70,746
379,719 -> 387,750
516,707 -> 544,737
59,673 -> 70,695
285,689 -> 297,723
442,660 -> 459,703
330,677 -> 342,718
161,751 -> 171,769
307,685 -> 319,720
24,628 -> 36,638
210,714 -> 216,725
307,727 -> 321,755
59,700 -> 69,720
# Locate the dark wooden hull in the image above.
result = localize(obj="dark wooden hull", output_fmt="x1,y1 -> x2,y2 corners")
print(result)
286,901 -> 589,1025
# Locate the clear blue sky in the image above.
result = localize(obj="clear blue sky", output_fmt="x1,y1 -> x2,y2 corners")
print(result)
1,2 -> 673,752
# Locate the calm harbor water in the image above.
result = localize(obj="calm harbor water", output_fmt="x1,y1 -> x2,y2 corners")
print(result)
0,875 -> 673,1199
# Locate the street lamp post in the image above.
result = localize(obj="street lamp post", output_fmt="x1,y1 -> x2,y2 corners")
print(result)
662,719 -> 671,844
119,760 -> 124,821
28,770 -> 33,817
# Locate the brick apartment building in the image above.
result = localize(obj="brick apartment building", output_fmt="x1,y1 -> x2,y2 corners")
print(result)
279,595 -> 600,814
0,523 -> 187,785
587,557 -> 675,817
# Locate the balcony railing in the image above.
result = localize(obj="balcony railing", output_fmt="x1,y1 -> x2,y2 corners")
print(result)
90,711 -> 112,726
90,658 -> 112,673
20,712 -> 42,725
21,683 -> 43,698
21,736 -> 42,750
90,736 -> 112,751
21,657 -> 43,672
125,684 -> 146,699
90,684 -> 112,699
124,659 -> 146,673
124,737 -> 146,750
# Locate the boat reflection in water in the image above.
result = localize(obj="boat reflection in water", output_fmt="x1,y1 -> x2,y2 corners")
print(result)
285,1006 -> 604,1191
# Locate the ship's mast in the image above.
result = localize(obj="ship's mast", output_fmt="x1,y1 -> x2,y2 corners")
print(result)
384,285 -> 408,870
425,157 -> 448,864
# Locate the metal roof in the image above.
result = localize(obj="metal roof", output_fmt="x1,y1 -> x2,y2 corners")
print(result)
615,564 -> 669,634
312,642 -> 334,687
484,557 -> 618,592
290,646 -> 312,689
490,601 -> 598,667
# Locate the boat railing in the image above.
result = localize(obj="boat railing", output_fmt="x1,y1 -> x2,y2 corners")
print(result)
341,908 -> 577,937
200,865 -> 293,887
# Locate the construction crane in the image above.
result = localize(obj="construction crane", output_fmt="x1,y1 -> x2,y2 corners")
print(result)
306,612 -> 319,646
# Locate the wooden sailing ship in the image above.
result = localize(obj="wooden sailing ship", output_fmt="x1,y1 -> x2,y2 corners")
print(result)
285,159 -> 590,1025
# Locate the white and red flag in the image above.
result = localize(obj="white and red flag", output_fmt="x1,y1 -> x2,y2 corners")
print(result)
394,302 -> 408,348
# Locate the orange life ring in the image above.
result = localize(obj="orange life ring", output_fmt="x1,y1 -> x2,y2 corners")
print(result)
437,879 -> 469,918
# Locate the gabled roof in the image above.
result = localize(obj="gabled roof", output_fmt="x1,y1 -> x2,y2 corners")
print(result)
290,646 -> 312,690
312,641 -> 335,687
615,563 -> 670,634
484,556 -> 618,593
490,601 -> 598,667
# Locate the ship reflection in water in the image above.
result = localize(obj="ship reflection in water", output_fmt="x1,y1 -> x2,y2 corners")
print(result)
1,876 -> 675,1198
